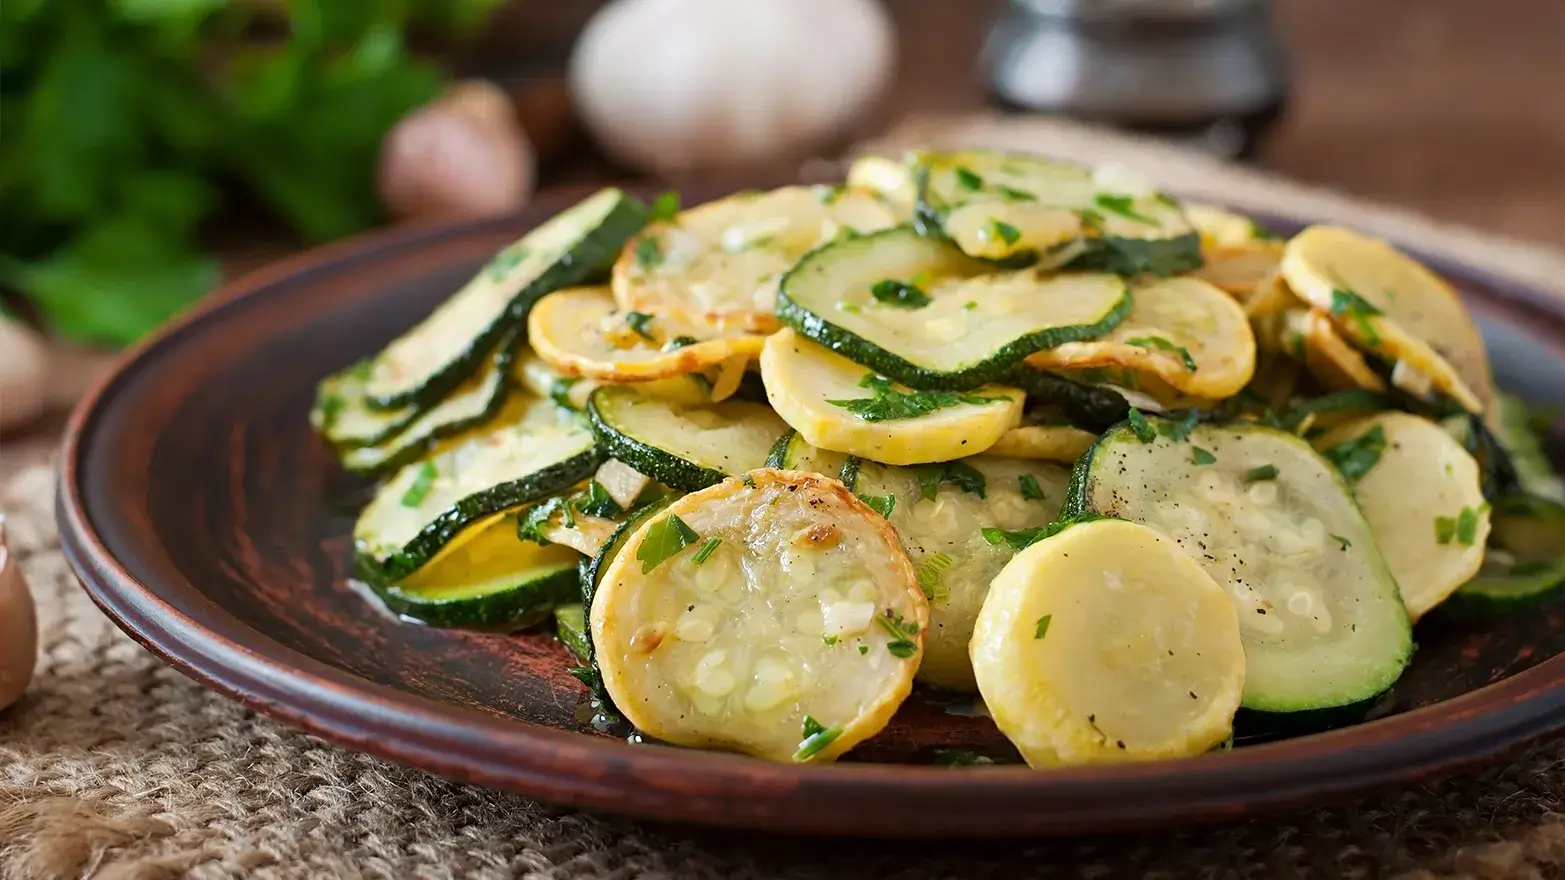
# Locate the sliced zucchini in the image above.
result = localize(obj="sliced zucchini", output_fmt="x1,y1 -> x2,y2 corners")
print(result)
338,338 -> 520,477
611,185 -> 898,332
914,150 -> 1203,275
971,518 -> 1245,766
362,188 -> 647,410
1067,419 -> 1412,713
577,496 -> 679,713
1194,240 -> 1285,299
591,469 -> 927,763
587,384 -> 788,491
313,360 -> 402,449
1488,392 -> 1565,503
761,329 -> 1024,466
845,155 -> 918,218
372,515 -> 581,629
777,226 -> 1130,390
1005,366 -> 1131,432
845,456 -> 1070,691
1451,494 -> 1565,616
1280,225 -> 1493,413
1278,308 -> 1387,394
528,286 -> 765,383
354,395 -> 602,579
986,425 -> 1098,463
1316,412 -> 1490,620
765,430 -> 852,478
1025,276 -> 1256,400
555,603 -> 591,663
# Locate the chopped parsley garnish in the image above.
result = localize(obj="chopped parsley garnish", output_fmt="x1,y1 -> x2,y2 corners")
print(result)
933,748 -> 994,766
1191,446 -> 1218,466
740,474 -> 756,488
913,460 -> 987,500
317,393 -> 346,427
1126,335 -> 1197,371
1242,464 -> 1279,483
1331,534 -> 1352,550
1092,193 -> 1160,227
1329,287 -> 1383,347
1436,505 -> 1487,546
634,237 -> 664,270
548,377 -> 580,409
963,301 -> 978,311
575,481 -> 623,519
836,301 -> 862,314
1159,409 -> 1201,442
1034,614 -> 1052,639
691,536 -> 722,565
916,552 -> 953,601
1434,516 -> 1456,545
1249,218 -> 1282,240
829,374 -> 1008,423
813,184 -> 842,204
794,715 -> 843,761
984,218 -> 1021,247
399,461 -> 438,507
858,645 -> 869,655
662,335 -> 699,352
859,493 -> 896,518
625,311 -> 656,341
1323,424 -> 1386,483
515,498 -> 567,546
995,184 -> 1034,203
1018,474 -> 1046,501
980,517 -> 1091,551
636,514 -> 701,573
822,635 -> 838,646
1126,408 -> 1157,443
649,190 -> 680,221
870,279 -> 931,309
484,243 -> 528,281
876,609 -> 920,658
954,166 -> 984,191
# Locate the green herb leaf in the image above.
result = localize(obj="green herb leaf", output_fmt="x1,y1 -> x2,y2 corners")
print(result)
634,237 -> 664,270
1331,534 -> 1352,550
858,645 -> 869,655
913,461 -> 987,500
1242,464 -> 1279,483
662,335 -> 699,352
1191,446 -> 1218,466
1329,288 -> 1383,347
954,166 -> 984,191
636,514 -> 701,573
916,552 -> 954,600
484,243 -> 529,281
624,311 -> 656,341
1323,424 -> 1387,483
1434,515 -> 1457,545
995,184 -> 1035,203
984,218 -> 1021,246
1159,409 -> 1201,443
814,184 -> 842,204
516,497 -> 567,546
875,609 -> 920,659
1092,193 -> 1161,227
1018,474 -> 1046,501
794,715 -> 843,761
1249,219 -> 1282,241
650,190 -> 680,221
1035,614 -> 1052,639
574,481 -> 623,519
829,374 -> 1008,423
859,493 -> 896,518
963,301 -> 978,311
399,461 -> 437,507
1126,335 -> 1197,371
1126,408 -> 1157,443
870,279 -> 931,309
822,635 -> 838,646
549,377 -> 580,409
1444,504 -> 1488,545
691,536 -> 722,565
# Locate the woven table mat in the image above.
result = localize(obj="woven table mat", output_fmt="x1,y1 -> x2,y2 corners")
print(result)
6,115 -> 1565,879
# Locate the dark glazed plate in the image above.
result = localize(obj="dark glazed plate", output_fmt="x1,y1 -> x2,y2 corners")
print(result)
58,184 -> 1565,838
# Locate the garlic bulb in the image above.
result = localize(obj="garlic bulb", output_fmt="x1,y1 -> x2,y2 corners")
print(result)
0,316 -> 46,434
0,520 -> 36,711
571,0 -> 896,175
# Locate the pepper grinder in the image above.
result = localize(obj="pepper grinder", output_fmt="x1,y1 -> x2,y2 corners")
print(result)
986,0 -> 1290,159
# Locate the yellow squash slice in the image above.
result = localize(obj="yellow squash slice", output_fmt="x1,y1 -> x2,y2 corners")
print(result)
761,329 -> 1024,465
845,155 -> 918,218
1316,412 -> 1490,620
612,186 -> 897,332
1185,203 -> 1272,248
1194,240 -> 1285,299
986,425 -> 1098,463
1026,276 -> 1257,399
1280,225 -> 1493,413
1280,308 -> 1388,393
971,518 -> 1245,767
592,469 -> 927,763
529,286 -> 765,383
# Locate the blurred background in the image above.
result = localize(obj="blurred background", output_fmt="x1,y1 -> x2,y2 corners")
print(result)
1,0 -> 1562,415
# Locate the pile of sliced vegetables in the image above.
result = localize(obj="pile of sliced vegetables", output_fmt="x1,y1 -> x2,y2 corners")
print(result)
315,150 -> 1565,769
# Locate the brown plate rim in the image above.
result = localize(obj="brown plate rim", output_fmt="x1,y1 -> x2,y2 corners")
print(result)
56,185 -> 1565,838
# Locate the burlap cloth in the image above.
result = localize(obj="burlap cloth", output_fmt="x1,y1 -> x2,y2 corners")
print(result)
5,116 -> 1565,879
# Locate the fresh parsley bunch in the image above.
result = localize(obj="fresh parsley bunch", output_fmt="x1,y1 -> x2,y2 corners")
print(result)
0,0 -> 503,345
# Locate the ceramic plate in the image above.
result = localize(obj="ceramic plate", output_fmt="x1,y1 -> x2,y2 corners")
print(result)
57,184 -> 1565,838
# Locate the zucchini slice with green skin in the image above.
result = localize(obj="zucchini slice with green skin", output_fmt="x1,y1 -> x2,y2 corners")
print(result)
971,518 -> 1245,766
612,185 -> 898,333
764,430 -> 852,478
555,603 -> 592,663
587,384 -> 789,491
761,329 -> 1024,466
591,469 -> 927,763
1451,494 -> 1565,616
1315,412 -> 1490,620
1005,366 -> 1130,432
371,516 -> 582,630
1067,418 -> 1412,714
313,360 -> 403,450
337,335 -> 521,477
1488,392 -> 1565,503
361,188 -> 647,411
913,150 -> 1203,276
776,225 -> 1131,390
844,455 -> 1070,691
354,394 -> 602,579
577,495 -> 679,713
1280,225 -> 1493,414
1025,276 -> 1256,400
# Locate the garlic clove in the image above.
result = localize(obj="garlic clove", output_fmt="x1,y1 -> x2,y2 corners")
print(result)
0,317 -> 47,435
0,520 -> 37,711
